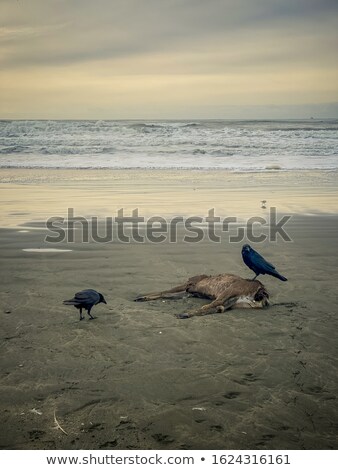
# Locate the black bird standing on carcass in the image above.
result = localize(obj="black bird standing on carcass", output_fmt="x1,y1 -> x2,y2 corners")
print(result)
242,244 -> 287,282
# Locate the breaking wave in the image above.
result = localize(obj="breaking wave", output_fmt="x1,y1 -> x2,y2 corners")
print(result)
0,119 -> 337,170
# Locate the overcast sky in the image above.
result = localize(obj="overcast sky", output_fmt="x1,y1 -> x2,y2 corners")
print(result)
1,0 -> 337,119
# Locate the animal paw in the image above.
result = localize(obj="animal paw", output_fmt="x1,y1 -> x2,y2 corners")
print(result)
134,296 -> 147,302
176,313 -> 191,319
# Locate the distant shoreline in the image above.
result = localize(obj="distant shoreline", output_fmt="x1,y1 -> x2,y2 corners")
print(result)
1,167 -> 338,172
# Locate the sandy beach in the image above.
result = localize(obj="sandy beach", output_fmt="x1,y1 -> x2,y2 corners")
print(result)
0,169 -> 337,450
0,168 -> 338,226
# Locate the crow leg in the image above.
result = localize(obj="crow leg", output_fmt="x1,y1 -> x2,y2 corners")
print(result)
252,274 -> 259,280
87,307 -> 95,320
79,307 -> 84,321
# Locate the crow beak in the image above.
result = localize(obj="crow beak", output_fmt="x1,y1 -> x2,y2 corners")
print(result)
103,300 -> 107,304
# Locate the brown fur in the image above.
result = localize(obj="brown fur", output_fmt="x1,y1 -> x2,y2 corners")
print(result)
135,273 -> 269,318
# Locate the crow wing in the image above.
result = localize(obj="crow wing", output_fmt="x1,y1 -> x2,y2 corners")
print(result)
242,250 -> 255,270
64,289 -> 100,306
250,249 -> 275,272
74,289 -> 100,304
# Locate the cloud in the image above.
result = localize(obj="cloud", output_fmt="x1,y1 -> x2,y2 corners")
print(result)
1,0 -> 337,69
0,0 -> 337,118
0,23 -> 70,41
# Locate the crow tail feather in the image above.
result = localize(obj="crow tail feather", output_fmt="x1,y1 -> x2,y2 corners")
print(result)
270,270 -> 288,282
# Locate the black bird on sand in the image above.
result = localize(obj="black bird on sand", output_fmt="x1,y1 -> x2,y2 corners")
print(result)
242,244 -> 287,282
63,289 -> 107,320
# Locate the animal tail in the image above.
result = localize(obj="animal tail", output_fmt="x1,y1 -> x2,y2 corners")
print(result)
270,270 -> 288,282
63,299 -> 78,305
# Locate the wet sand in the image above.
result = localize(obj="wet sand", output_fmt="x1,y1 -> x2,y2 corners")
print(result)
0,169 -> 337,450
0,168 -> 338,227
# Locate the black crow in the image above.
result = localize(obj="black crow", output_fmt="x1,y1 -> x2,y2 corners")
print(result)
63,289 -> 107,320
242,244 -> 287,281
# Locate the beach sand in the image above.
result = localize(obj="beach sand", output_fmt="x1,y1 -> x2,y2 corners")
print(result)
0,168 -> 338,226
0,169 -> 337,450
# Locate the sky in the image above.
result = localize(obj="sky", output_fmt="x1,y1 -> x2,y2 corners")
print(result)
0,0 -> 338,119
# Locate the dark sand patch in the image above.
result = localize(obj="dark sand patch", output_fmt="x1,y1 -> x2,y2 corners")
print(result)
0,216 -> 337,449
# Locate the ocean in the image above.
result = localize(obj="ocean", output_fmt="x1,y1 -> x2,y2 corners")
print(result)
0,119 -> 337,171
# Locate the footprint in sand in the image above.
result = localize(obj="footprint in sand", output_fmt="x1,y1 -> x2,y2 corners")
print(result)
244,373 -> 259,381
210,425 -> 224,432
223,391 -> 241,399
29,430 -> 45,440
99,440 -> 118,449
152,433 -> 175,444
255,433 -> 276,447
